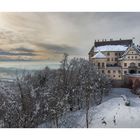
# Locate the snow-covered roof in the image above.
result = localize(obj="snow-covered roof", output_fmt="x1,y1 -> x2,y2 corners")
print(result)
92,51 -> 107,59
94,45 -> 128,52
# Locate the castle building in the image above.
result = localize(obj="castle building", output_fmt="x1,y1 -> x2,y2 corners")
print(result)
89,39 -> 140,80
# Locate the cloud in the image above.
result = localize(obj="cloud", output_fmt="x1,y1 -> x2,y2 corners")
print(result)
0,50 -> 36,56
0,58 -> 34,61
11,47 -> 35,53
33,42 -> 80,55
0,47 -> 37,62
0,12 -> 140,62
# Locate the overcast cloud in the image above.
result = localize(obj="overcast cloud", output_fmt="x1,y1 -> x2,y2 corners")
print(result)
0,12 -> 139,61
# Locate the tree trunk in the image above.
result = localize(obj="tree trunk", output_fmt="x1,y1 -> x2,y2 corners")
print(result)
86,93 -> 90,128
86,107 -> 89,128
55,113 -> 59,128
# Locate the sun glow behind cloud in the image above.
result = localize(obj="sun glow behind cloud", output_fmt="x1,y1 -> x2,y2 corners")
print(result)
0,13 -> 86,63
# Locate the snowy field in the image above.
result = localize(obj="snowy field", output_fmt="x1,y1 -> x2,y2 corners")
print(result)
39,88 -> 140,128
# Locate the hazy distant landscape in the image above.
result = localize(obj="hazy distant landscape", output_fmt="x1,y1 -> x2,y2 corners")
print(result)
0,60 -> 60,80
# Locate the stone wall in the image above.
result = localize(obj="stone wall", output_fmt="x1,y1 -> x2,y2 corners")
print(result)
112,80 -> 125,88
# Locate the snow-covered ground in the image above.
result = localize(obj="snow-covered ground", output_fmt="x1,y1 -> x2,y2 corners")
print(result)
39,88 -> 140,128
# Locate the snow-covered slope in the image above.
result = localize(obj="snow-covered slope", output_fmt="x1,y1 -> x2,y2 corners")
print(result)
39,88 -> 140,128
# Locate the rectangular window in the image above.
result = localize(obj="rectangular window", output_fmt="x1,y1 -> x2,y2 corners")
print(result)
115,58 -> 117,61
124,71 -> 127,74
113,70 -> 116,73
107,58 -> 110,61
124,63 -> 127,67
112,58 -> 113,61
102,63 -> 104,67
108,70 -> 111,73
107,52 -> 110,56
102,70 -> 104,73
118,70 -> 121,73
138,63 -> 140,67
98,63 -> 100,67
115,53 -> 117,56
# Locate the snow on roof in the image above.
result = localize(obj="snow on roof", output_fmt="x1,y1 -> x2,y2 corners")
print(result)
94,45 -> 128,52
92,51 -> 107,59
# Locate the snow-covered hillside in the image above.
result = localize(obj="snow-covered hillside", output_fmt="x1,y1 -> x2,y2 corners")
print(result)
39,88 -> 140,128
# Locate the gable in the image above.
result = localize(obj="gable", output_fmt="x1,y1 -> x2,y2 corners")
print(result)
119,46 -> 140,60
127,47 -> 139,55
123,46 -> 140,56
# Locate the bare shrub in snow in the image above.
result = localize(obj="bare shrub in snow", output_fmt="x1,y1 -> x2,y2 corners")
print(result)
121,95 -> 130,106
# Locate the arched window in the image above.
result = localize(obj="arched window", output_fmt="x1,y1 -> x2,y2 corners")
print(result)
130,62 -> 135,67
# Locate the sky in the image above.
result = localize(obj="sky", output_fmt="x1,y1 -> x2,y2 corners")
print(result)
0,12 -> 140,66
